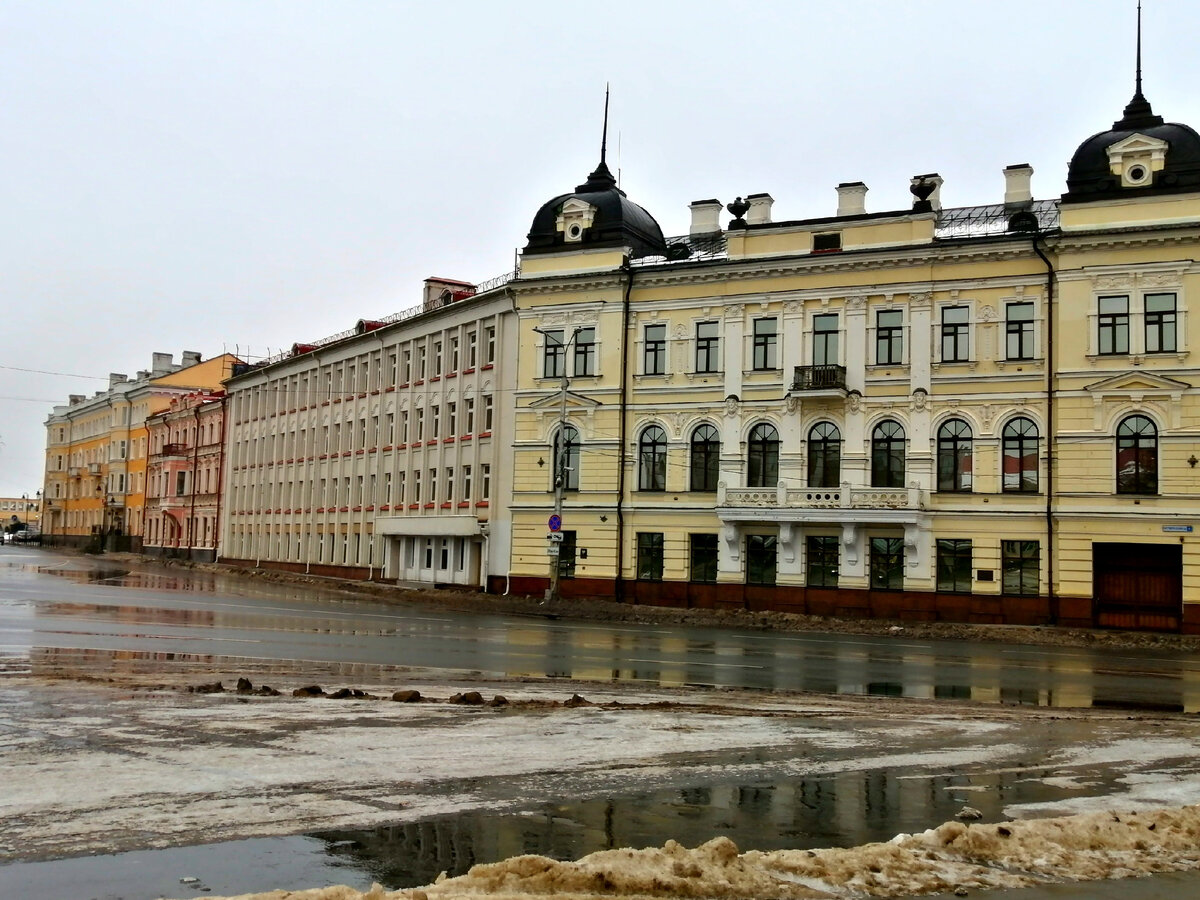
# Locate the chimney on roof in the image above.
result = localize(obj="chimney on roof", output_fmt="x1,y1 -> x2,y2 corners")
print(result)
836,182 -> 868,216
688,199 -> 723,236
108,373 -> 127,389
1004,164 -> 1034,208
910,173 -> 944,211
746,193 -> 774,225
137,370 -> 149,381
69,394 -> 85,405
151,352 -> 174,377
181,350 -> 202,368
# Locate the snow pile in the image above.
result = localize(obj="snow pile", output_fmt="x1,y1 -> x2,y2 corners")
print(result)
192,804 -> 1200,900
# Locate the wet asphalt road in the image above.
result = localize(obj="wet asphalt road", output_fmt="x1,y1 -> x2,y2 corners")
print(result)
3,545 -> 1200,711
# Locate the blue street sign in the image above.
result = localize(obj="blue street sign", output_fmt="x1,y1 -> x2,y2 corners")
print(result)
548,514 -> 562,532
1163,525 -> 1193,533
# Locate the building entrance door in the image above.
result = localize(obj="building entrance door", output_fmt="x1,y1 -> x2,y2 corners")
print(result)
1092,542 -> 1182,631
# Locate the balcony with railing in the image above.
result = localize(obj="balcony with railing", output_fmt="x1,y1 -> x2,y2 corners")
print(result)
160,443 -> 189,459
718,483 -> 925,518
791,365 -> 847,394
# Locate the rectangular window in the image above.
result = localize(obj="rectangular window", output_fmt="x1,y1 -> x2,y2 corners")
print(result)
401,350 -> 411,383
433,341 -> 443,376
558,530 -> 576,579
812,231 -> 841,252
869,537 -> 904,590
431,405 -> 440,439
444,468 -> 454,503
483,395 -> 493,432
413,470 -> 421,504
542,329 -> 565,378
1002,540 -> 1040,596
465,397 -> 475,434
450,335 -> 460,371
1006,302 -> 1035,360
936,539 -> 972,592
689,534 -> 718,583
941,306 -> 970,362
574,327 -> 596,376
1097,295 -> 1129,355
636,532 -> 664,581
875,310 -> 903,365
813,313 -> 839,366
416,408 -> 424,441
1145,293 -> 1177,353
746,534 -> 777,586
752,318 -> 778,370
806,536 -> 839,588
485,326 -> 496,363
416,345 -> 427,379
695,321 -> 720,373
462,465 -> 472,502
644,323 -> 667,375
466,331 -> 478,368
176,471 -> 186,496
397,472 -> 405,505
428,468 -> 437,504
481,464 -> 490,500
447,402 -> 457,436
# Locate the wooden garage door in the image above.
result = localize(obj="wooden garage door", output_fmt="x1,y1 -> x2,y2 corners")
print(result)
1093,542 -> 1183,631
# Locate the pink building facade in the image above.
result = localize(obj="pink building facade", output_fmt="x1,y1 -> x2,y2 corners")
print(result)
144,391 -> 227,561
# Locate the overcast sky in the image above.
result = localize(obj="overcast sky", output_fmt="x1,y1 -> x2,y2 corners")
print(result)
2,0 -> 1198,498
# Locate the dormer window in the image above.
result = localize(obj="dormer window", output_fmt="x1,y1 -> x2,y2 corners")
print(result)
1105,133 -> 1169,188
556,197 -> 598,243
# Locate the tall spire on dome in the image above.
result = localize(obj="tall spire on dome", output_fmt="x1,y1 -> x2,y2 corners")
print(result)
1116,1 -> 1164,128
576,84 -> 620,192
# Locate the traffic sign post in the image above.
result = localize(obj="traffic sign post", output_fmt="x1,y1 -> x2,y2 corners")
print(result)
547,532 -> 563,542
546,545 -> 560,556
548,514 -> 562,532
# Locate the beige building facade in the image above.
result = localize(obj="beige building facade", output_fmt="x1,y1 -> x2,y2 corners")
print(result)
220,277 -> 515,588
503,79 -> 1200,632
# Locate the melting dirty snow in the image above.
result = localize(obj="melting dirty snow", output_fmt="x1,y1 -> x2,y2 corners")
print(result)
184,805 -> 1200,899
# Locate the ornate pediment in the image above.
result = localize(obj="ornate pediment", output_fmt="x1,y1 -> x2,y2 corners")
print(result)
1084,370 -> 1190,395
555,197 -> 598,243
1105,133 -> 1169,188
527,390 -> 601,411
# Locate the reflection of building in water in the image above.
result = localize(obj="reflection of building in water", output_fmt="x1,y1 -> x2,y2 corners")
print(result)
312,761 -> 1122,887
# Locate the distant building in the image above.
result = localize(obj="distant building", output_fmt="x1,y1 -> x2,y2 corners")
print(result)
42,352 -> 240,550
144,390 -> 228,561
220,277 -> 515,587
0,495 -> 41,534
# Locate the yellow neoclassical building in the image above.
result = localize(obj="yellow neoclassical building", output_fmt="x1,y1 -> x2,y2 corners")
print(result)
504,73 -> 1200,632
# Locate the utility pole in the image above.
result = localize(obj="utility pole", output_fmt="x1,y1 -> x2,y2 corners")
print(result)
534,326 -> 579,603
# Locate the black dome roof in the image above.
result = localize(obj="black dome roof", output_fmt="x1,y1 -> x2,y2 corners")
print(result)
1064,90 -> 1200,202
524,159 -> 668,259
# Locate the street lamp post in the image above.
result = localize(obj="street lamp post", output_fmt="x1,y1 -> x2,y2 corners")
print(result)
533,326 -> 580,603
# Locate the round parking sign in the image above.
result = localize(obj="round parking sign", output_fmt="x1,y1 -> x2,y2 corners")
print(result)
548,514 -> 562,532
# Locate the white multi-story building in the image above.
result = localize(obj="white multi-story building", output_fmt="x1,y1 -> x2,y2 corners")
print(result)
221,277 -> 515,588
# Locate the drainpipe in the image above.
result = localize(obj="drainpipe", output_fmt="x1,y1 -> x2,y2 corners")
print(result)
213,394 -> 228,563
615,262 -> 634,603
189,403 -> 201,560
1031,235 -> 1056,621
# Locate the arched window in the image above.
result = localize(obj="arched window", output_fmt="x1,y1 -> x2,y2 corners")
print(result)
1002,417 -> 1039,492
747,423 -> 780,487
871,420 -> 906,488
689,424 -> 720,492
553,425 -> 579,491
1116,414 -> 1157,494
936,419 -> 973,492
807,422 -> 841,488
638,425 -> 668,491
